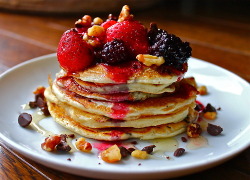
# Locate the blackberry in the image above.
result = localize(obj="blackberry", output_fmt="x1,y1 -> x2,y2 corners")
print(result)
100,39 -> 130,64
203,103 -> 217,113
148,23 -> 192,70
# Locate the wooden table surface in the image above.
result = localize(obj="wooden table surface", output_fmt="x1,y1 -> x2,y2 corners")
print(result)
0,1 -> 249,179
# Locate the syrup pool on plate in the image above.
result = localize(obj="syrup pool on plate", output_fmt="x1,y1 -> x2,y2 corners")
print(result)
30,110 -> 53,137
150,137 -> 179,158
186,136 -> 208,150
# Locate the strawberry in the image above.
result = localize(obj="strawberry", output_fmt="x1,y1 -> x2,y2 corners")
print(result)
57,29 -> 94,72
106,20 -> 149,57
101,20 -> 117,30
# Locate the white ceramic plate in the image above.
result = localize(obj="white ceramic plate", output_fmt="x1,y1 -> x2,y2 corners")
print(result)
0,54 -> 249,179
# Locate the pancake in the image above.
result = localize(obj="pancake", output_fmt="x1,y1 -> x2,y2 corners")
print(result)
47,98 -> 196,128
58,60 -> 186,85
45,78 -> 197,120
47,100 -> 190,141
56,77 -> 162,102
57,70 -> 177,95
73,78 -> 176,94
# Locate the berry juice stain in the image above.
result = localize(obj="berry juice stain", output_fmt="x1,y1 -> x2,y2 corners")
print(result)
110,103 -> 129,119
93,141 -> 121,151
93,140 -> 135,151
109,130 -> 125,140
103,60 -> 142,83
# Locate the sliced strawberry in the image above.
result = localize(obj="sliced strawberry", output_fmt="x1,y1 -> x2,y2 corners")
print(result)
57,29 -> 94,72
106,20 -> 149,57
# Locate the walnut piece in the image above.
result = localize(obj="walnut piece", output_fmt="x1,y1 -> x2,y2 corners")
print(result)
118,5 -> 133,22
87,25 -> 105,37
198,85 -> 208,95
75,15 -> 92,27
75,137 -> 92,153
131,150 -> 148,159
100,145 -> 122,163
93,17 -> 103,25
203,111 -> 217,120
136,54 -> 165,66
187,123 -> 202,138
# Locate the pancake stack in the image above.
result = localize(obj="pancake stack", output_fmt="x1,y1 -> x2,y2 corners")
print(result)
44,5 -> 198,141
45,63 -> 198,141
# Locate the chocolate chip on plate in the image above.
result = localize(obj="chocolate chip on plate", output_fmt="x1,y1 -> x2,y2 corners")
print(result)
174,148 -> 185,157
18,113 -> 32,127
181,137 -> 188,142
207,123 -> 223,136
141,145 -> 156,154
119,146 -> 130,158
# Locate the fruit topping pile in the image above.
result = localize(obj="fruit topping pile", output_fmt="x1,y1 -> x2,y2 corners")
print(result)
57,5 -> 192,73
148,23 -> 192,71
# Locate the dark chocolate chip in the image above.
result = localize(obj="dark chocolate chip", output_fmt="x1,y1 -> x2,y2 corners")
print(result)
174,148 -> 185,157
203,103 -> 217,113
141,145 -> 156,154
56,142 -> 71,152
35,93 -> 44,102
41,106 -> 50,116
181,137 -> 188,142
36,97 -> 46,108
119,146 -> 130,158
18,113 -> 32,127
29,101 -> 37,108
195,104 -> 203,112
127,148 -> 136,153
207,123 -> 223,136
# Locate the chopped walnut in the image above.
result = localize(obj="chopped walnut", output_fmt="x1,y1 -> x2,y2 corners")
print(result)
93,17 -> 103,25
33,86 -> 46,95
203,111 -> 217,120
187,123 -> 202,138
203,103 -> 217,120
75,15 -> 92,28
88,39 -> 101,47
198,85 -> 208,95
100,145 -> 122,163
131,150 -> 148,159
82,33 -> 88,41
75,137 -> 92,153
82,32 -> 101,47
41,134 -> 72,152
87,25 -> 105,37
136,54 -> 165,66
118,5 -> 133,22
41,135 -> 61,152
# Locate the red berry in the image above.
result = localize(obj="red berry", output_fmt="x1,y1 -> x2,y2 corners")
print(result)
101,20 -> 117,30
57,29 -> 94,72
106,20 -> 149,57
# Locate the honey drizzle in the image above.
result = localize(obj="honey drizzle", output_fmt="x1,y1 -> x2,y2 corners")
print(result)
30,110 -> 53,137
